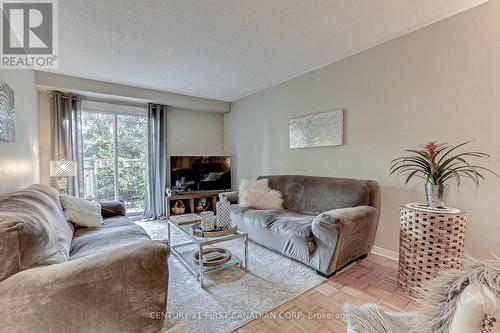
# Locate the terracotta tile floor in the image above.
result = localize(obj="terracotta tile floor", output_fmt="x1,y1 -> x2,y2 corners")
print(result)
232,254 -> 420,333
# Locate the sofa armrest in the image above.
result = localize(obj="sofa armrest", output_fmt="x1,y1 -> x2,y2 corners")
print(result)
99,200 -> 127,218
219,191 -> 239,204
0,241 -> 170,333
312,206 -> 378,271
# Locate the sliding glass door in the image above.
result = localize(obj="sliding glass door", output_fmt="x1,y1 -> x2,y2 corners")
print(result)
81,102 -> 148,215
116,114 -> 148,213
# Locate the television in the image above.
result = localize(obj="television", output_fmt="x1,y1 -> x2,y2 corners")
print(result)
170,156 -> 232,192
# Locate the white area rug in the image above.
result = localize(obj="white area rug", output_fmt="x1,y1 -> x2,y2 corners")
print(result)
136,220 -> 325,333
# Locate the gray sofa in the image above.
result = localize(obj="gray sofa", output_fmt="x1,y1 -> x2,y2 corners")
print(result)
0,184 -> 169,333
223,175 -> 380,276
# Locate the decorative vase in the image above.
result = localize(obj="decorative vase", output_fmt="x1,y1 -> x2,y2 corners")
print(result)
200,211 -> 215,231
216,199 -> 232,230
425,183 -> 449,208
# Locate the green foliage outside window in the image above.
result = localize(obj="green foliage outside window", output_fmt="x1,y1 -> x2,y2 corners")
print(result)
82,112 -> 148,214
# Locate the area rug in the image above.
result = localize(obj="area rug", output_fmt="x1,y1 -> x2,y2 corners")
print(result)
136,220 -> 325,333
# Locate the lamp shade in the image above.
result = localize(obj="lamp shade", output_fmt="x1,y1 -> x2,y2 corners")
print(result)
50,160 -> 77,177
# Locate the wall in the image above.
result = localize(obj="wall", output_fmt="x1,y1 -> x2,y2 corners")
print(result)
224,0 -> 500,258
0,69 -> 39,195
37,92 -> 224,184
167,108 -> 224,156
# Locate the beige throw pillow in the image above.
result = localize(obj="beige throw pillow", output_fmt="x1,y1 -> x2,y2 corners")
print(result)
240,189 -> 284,210
239,178 -> 270,192
238,178 -> 284,210
60,196 -> 103,228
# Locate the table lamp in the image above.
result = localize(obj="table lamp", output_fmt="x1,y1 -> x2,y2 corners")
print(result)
50,160 -> 77,195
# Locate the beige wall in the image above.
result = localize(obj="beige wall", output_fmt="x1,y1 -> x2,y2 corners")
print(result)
0,69 -> 39,195
224,0 -> 500,258
167,107 -> 224,156
38,92 -> 224,184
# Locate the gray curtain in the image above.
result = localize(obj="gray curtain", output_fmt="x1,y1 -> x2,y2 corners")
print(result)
51,92 -> 84,196
144,103 -> 168,219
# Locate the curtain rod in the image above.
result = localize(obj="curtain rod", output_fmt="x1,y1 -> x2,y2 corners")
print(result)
48,91 -> 149,109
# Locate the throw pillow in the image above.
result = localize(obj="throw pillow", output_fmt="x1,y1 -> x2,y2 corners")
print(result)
60,195 -> 103,228
0,184 -> 73,272
239,178 -> 270,192
0,220 -> 21,282
239,189 -> 284,210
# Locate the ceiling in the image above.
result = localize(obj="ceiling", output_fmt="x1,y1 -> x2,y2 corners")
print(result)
52,0 -> 488,102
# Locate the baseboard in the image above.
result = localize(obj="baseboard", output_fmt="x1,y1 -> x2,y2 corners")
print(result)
371,246 -> 399,260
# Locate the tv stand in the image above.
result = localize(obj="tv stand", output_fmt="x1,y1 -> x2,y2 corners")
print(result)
171,189 -> 224,196
166,191 -> 224,217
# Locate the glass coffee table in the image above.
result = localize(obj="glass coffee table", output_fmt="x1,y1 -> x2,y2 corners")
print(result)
167,217 -> 248,288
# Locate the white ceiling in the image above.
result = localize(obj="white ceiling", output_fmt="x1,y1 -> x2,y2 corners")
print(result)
52,0 -> 488,102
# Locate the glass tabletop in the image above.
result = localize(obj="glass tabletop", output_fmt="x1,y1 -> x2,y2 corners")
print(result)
168,218 -> 245,245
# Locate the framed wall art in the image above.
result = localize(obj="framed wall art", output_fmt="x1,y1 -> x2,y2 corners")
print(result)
0,81 -> 15,142
290,109 -> 343,148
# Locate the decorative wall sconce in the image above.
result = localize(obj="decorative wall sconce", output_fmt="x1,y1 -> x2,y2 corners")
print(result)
0,81 -> 15,142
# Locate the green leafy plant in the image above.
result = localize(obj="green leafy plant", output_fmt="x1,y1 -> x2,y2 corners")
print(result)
390,141 -> 497,186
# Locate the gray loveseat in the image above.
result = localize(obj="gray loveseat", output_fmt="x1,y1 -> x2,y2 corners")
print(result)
223,175 -> 380,277
0,184 -> 169,333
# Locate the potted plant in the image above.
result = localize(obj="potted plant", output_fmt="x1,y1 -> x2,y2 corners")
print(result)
390,141 -> 497,207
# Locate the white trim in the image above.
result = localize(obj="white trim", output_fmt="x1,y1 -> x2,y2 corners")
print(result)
83,100 -> 147,117
371,246 -> 399,261
35,71 -> 230,112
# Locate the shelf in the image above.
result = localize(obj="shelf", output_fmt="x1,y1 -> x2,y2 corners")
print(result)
168,192 -> 221,200
171,243 -> 242,274
167,192 -> 220,217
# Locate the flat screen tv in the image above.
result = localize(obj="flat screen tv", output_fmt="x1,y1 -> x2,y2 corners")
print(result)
170,156 -> 231,192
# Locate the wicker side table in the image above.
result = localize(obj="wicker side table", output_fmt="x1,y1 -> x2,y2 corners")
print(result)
398,203 -> 467,297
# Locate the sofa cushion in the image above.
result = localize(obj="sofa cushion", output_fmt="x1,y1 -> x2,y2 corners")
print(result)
0,184 -> 73,275
70,216 -> 151,260
260,175 -> 372,214
99,215 -> 135,229
231,205 -> 317,253
231,206 -> 314,237
60,195 -> 103,228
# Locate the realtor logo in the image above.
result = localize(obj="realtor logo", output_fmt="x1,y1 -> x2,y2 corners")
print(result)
1,0 -> 58,69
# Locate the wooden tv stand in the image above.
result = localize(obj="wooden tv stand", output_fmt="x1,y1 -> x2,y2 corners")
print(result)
166,191 -> 224,217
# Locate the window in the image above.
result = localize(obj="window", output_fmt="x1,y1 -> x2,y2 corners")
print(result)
81,101 -> 148,215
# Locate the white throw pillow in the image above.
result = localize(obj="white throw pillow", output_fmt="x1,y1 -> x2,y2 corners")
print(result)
239,178 -> 270,192
60,195 -> 103,228
239,189 -> 284,210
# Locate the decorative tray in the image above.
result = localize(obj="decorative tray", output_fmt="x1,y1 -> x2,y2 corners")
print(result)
169,213 -> 201,225
192,247 -> 232,267
191,224 -> 237,238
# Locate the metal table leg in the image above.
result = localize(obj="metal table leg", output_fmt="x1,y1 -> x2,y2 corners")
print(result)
167,221 -> 171,242
199,243 -> 204,288
244,234 -> 248,271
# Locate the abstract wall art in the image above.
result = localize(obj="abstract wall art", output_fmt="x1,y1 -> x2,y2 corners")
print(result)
290,109 -> 343,148
0,81 -> 15,142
